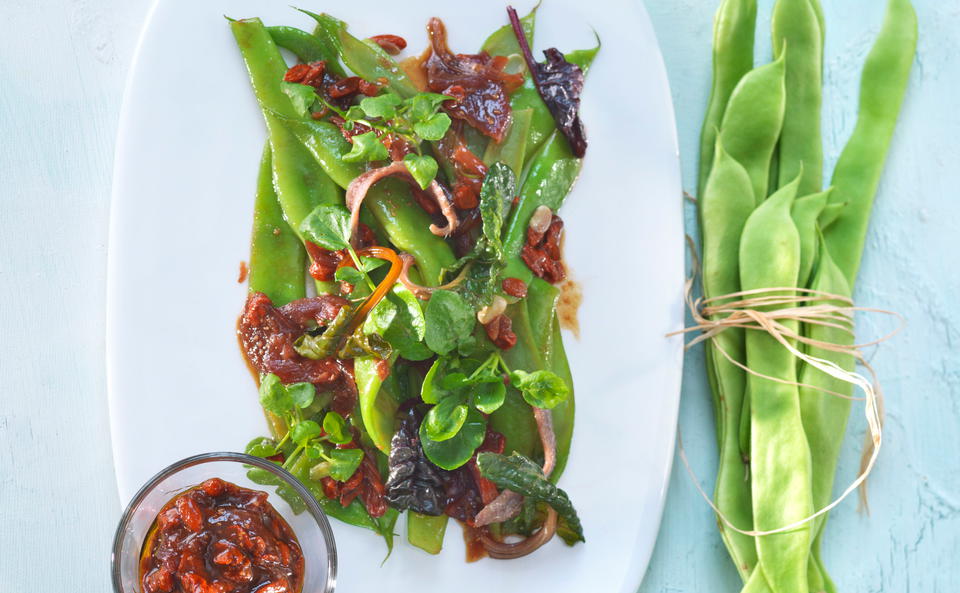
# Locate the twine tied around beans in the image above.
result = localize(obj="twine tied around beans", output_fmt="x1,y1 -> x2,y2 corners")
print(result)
667,247 -> 902,537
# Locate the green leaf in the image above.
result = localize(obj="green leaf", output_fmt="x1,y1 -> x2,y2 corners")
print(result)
441,372 -> 471,390
365,286 -> 431,361
478,162 -> 515,256
360,92 -> 403,119
258,373 -> 294,416
328,448 -> 365,481
510,369 -> 570,409
473,379 -> 507,414
403,153 -> 439,189
476,451 -> 584,543
287,382 -> 316,409
305,445 -> 325,460
245,436 -> 278,458
300,204 -> 352,250
280,81 -> 319,117
344,104 -> 366,122
334,266 -> 365,286
323,411 -> 352,444
405,92 -> 451,121
424,290 -> 476,355
420,408 -> 486,470
420,358 -> 449,404
413,112 -> 452,141
424,397 -> 469,441
343,130 -> 389,163
294,305 -> 354,360
338,330 -> 393,360
291,420 -> 322,446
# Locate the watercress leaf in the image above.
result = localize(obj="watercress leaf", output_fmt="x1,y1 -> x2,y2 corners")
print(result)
511,369 -> 570,409
424,290 -> 476,355
403,153 -> 439,190
360,256 -> 388,273
287,382 -> 316,409
328,448 -> 365,481
405,92 -> 452,121
305,445 -> 325,460
360,92 -> 403,119
476,451 -> 584,542
258,373 -> 294,416
291,420 -> 322,446
300,204 -> 352,250
323,411 -> 352,444
473,380 -> 507,414
365,286 -> 431,361
424,397 -> 469,442
343,130 -> 389,163
421,358 -> 448,404
413,112 -> 452,141
334,266 -> 365,286
245,436 -> 278,458
344,105 -> 366,122
280,81 -> 319,117
247,467 -> 283,487
441,372 -> 471,390
419,408 -> 486,470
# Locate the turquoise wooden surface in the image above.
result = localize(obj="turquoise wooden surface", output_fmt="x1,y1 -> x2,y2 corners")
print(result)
0,1 -> 955,591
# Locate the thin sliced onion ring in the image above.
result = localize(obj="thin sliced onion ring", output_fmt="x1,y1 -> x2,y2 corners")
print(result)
397,253 -> 472,300
480,507 -> 558,559
345,161 -> 458,246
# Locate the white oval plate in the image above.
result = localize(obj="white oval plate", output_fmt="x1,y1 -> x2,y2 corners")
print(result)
108,1 -> 684,590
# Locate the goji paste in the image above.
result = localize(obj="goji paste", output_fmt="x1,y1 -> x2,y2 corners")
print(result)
139,478 -> 304,593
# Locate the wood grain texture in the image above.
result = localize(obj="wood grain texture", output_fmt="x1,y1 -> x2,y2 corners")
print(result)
0,1 -> 955,591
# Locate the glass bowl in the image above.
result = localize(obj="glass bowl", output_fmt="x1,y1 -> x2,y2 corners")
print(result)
111,452 -> 337,593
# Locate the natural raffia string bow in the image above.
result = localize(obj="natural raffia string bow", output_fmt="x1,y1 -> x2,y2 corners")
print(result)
667,252 -> 902,537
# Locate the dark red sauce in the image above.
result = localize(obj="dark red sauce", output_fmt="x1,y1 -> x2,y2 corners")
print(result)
139,478 -> 304,593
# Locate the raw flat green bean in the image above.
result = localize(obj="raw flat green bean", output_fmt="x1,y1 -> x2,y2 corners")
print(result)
790,189 -> 831,288
719,54 -> 787,204
698,0 -> 757,199
798,240 -> 853,593
249,145 -> 306,306
772,0 -> 824,195
501,132 -> 581,283
268,25 -> 330,63
822,0 -> 918,284
739,175 -> 811,593
407,512 -> 448,555
699,140 -> 758,580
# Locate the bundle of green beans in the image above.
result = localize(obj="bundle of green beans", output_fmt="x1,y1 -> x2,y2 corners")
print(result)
696,1 -> 916,592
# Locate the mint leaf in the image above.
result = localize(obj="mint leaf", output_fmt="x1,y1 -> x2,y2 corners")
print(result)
510,369 -> 570,409
280,81 -> 319,117
343,130 -> 389,163
403,153 -> 439,189
476,451 -> 584,543
328,448 -> 365,481
300,204 -> 351,250
334,266 -> 365,286
360,92 -> 403,119
424,290 -> 476,355
259,373 -> 293,415
413,112 -> 452,141
423,397 -> 469,442
291,420 -> 322,446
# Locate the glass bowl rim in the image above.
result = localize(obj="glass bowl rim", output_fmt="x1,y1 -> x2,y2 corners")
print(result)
110,451 -> 338,593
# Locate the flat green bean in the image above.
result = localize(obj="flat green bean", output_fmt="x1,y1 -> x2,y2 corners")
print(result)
772,0 -> 823,195
698,0 -> 757,199
719,54 -> 787,204
739,175 -> 810,593
822,0 -> 918,284
790,189 -> 831,288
